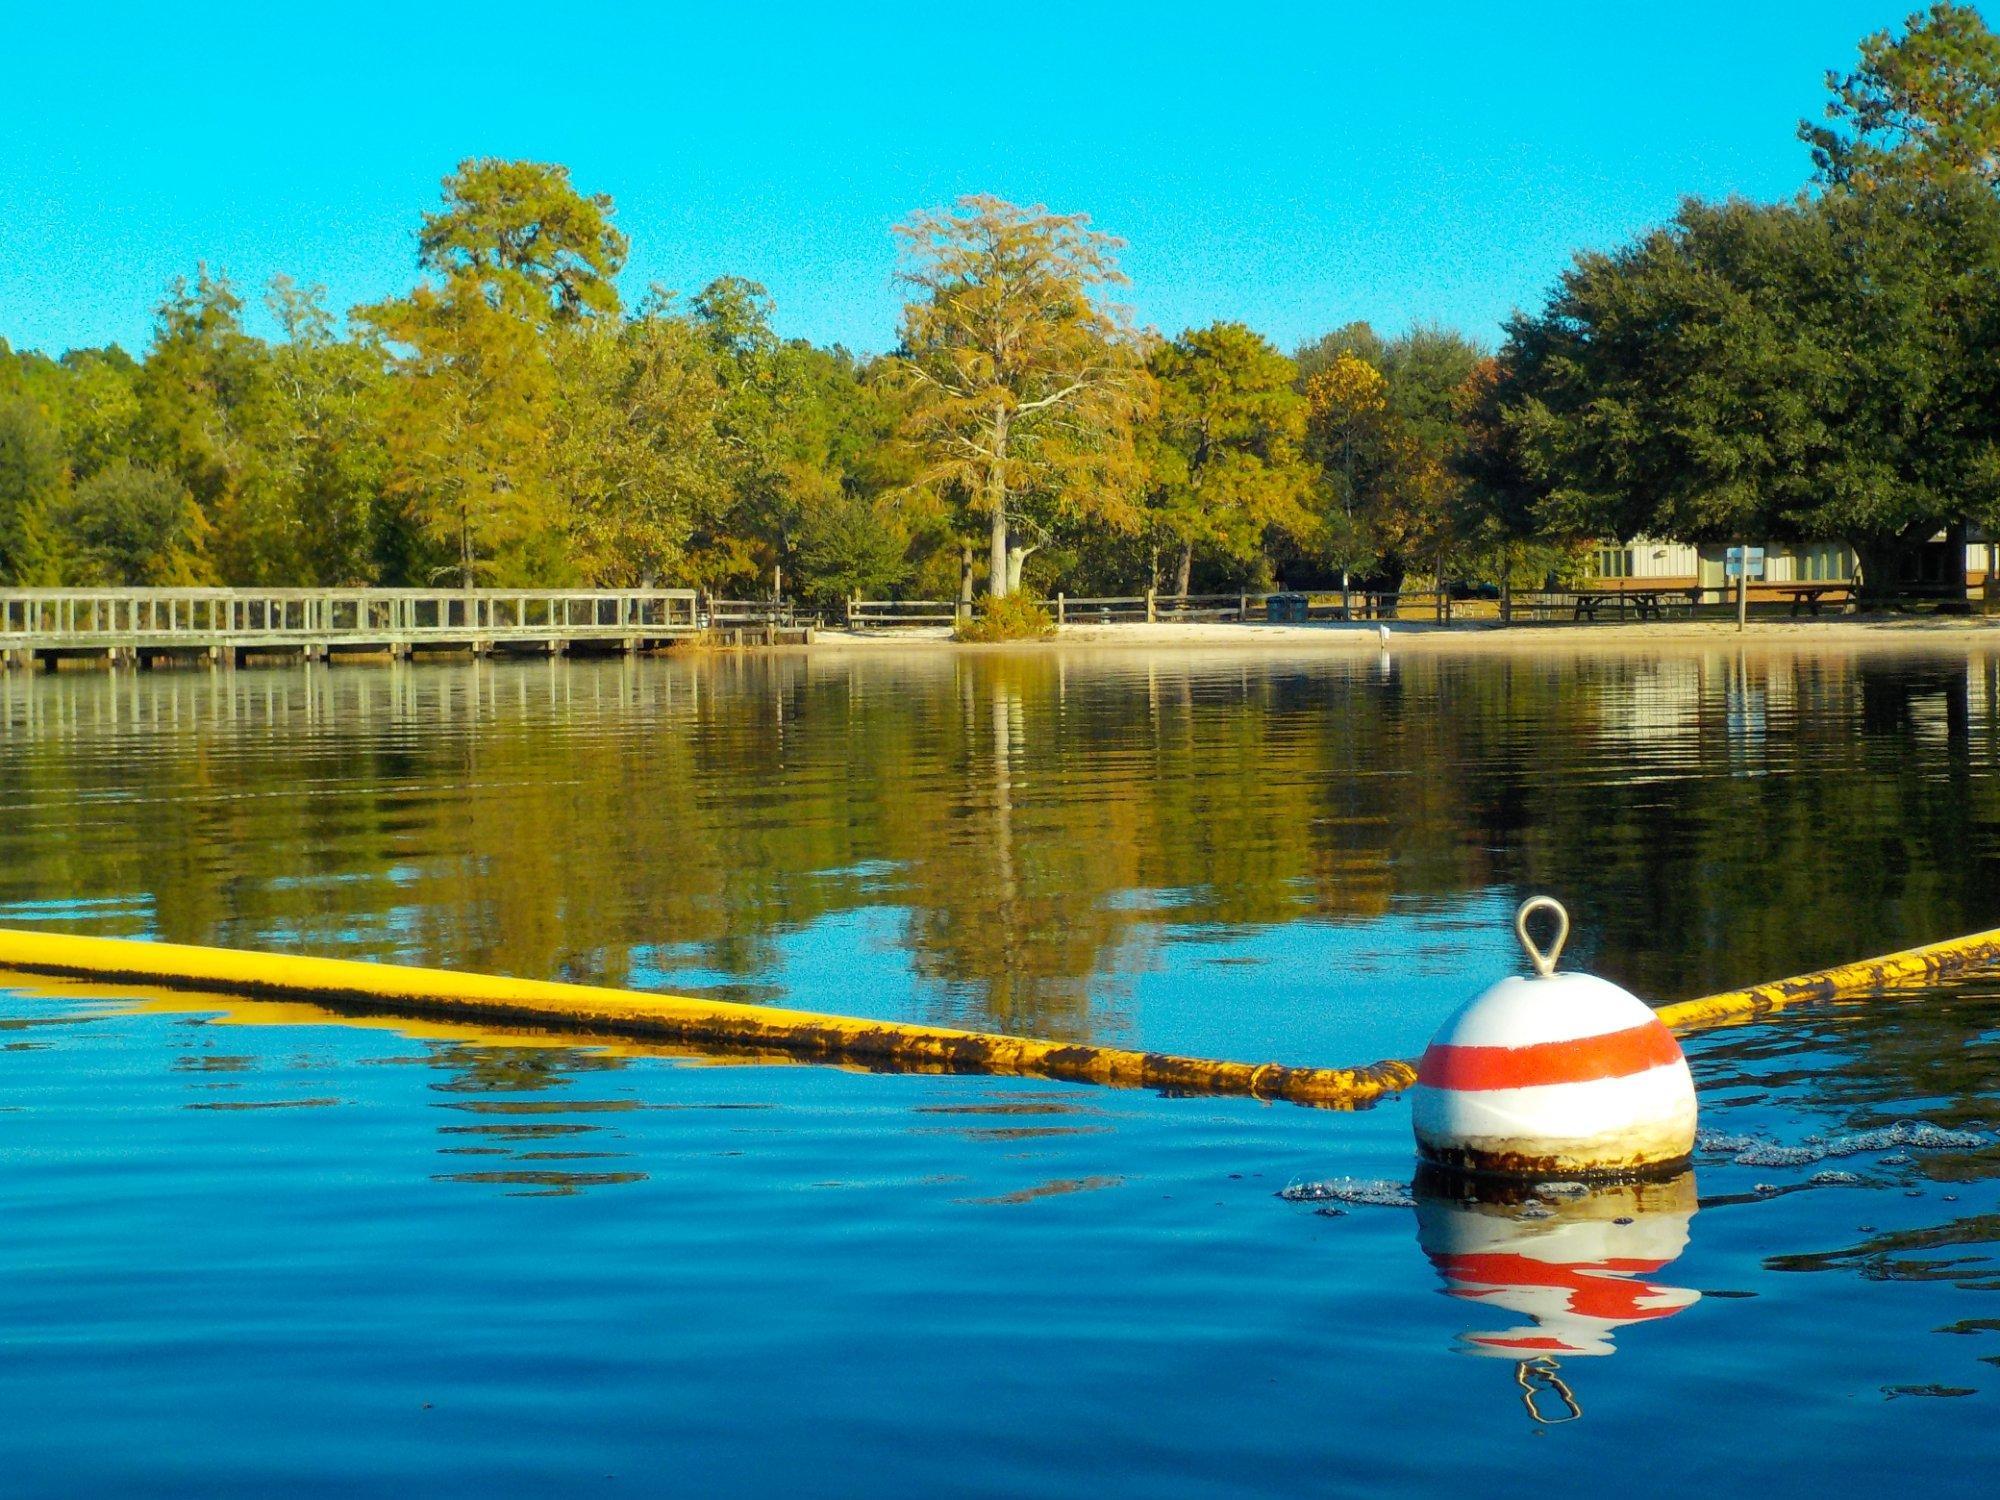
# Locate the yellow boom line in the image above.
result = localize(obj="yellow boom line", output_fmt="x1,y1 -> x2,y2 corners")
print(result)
0,926 -> 1414,1108
1653,925 -> 2000,1031
1,922 -> 1996,1108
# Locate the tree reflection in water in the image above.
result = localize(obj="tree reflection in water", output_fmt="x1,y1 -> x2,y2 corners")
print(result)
4,644 -> 2000,1045
425,1041 -> 646,1195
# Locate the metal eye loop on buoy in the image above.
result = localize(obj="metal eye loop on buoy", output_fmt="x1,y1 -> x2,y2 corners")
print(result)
1514,895 -> 1569,979
1514,1358 -> 1583,1425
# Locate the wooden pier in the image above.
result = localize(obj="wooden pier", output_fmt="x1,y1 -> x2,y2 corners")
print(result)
0,588 -> 703,670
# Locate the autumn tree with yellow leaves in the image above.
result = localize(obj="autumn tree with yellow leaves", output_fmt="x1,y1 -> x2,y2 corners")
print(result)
1302,348 -> 1389,591
891,196 -> 1152,598
1297,327 -> 1484,591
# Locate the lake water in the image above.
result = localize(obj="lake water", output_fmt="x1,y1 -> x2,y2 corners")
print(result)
2,645 -> 1999,1495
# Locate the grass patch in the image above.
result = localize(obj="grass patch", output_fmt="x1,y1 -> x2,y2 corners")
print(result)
955,594 -> 1056,642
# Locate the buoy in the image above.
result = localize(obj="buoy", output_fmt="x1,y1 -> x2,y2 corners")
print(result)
1411,897 -> 1697,1180
1415,1170 -> 1700,1363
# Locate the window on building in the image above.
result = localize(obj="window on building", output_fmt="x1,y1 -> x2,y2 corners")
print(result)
1801,544 -> 1853,582
1595,546 -> 1631,580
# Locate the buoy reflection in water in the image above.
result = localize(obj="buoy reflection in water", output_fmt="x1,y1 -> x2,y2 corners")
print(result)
1415,1169 -> 1700,1421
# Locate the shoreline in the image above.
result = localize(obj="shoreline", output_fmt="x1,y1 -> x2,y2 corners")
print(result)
805,616 -> 2000,654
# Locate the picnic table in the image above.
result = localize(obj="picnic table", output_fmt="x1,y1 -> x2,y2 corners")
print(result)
1768,583 -> 1855,617
1328,594 -> 1386,621
1570,587 -> 1701,622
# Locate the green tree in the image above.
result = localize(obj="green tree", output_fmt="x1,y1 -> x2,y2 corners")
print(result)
31,347 -> 141,482
265,277 -> 393,584
686,277 -> 822,592
1301,342 -> 1388,588
680,278 -> 909,598
360,160 -> 632,585
419,158 -> 628,323
553,292 -> 731,585
1141,322 -> 1314,594
1793,180 -> 2000,586
1455,356 -> 1590,596
1373,327 -> 1487,588
891,196 -> 1151,597
1300,325 -> 1484,589
361,275 -> 565,586
1486,184 -> 2000,592
134,268 -> 297,582
0,395 -> 67,583
1488,198 -> 1816,548
1805,3 -> 2000,187
54,459 -> 212,584
1294,321 -> 1386,384
795,494 -> 910,604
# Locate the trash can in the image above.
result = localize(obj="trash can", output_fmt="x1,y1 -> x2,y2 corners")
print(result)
1266,593 -> 1308,624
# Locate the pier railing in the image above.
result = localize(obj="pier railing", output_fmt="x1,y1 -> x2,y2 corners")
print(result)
702,597 -> 828,629
0,587 -> 700,661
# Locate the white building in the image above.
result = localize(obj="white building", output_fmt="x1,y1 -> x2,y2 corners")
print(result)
1590,535 -> 1993,591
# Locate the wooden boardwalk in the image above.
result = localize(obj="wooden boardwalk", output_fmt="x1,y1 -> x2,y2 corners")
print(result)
0,588 -> 702,669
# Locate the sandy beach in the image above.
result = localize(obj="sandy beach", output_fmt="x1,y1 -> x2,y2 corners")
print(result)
806,615 -> 2000,654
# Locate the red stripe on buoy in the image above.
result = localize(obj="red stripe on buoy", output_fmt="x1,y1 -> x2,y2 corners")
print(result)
1416,1019 -> 1682,1091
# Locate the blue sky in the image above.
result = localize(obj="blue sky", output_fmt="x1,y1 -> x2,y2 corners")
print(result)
0,2 -> 1927,359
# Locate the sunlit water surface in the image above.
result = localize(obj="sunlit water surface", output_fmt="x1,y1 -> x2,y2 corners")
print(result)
3,645 -> 1999,1495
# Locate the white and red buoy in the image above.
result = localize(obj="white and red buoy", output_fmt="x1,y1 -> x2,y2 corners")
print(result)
1411,897 -> 1696,1180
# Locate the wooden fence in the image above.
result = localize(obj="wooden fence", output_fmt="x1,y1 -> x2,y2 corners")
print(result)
834,590 -> 1434,629
833,586 -> 1860,629
844,599 -> 965,629
834,586 -> 1946,628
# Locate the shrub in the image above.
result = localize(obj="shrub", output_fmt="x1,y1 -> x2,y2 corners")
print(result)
55,461 -> 214,585
954,592 -> 1055,642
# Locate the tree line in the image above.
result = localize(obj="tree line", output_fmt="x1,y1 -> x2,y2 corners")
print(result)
3,5 -> 1998,604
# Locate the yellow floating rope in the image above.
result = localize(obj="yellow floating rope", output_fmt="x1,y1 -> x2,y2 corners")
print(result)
1653,926 -> 2000,1032
0,927 -> 1414,1108
1,922 -> 1995,1109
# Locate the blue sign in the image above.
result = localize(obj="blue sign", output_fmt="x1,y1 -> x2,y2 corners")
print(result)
1725,546 -> 1766,580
